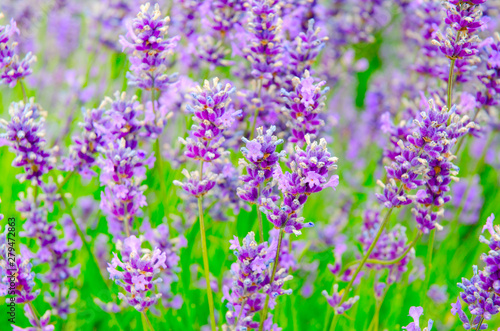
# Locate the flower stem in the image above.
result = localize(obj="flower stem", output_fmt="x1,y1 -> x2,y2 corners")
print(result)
55,171 -> 75,194
56,180 -> 111,290
258,228 -> 284,331
475,317 -> 484,331
142,311 -> 155,331
198,161 -> 217,331
447,58 -> 456,110
250,78 -> 263,140
341,231 -> 422,271
421,228 -> 435,305
329,207 -> 395,331
20,80 -> 28,104
151,89 -> 168,215
27,302 -> 40,327
256,184 -> 264,242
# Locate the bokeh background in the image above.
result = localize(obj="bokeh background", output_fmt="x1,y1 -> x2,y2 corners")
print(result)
1,0 -> 500,330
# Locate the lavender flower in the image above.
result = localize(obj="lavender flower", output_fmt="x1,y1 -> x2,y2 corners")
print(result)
179,78 -> 240,163
452,214 -> 500,330
264,136 -> 338,235
285,19 -> 328,81
98,138 -> 153,238
141,221 -> 186,310
107,235 -> 167,312
102,91 -> 144,149
0,16 -> 36,87
237,125 -> 285,204
281,71 -> 329,146
61,106 -> 107,179
245,0 -> 283,85
0,253 -> 40,304
0,101 -> 55,184
120,3 -> 180,92
432,1 -> 485,61
12,306 -> 54,331
403,306 -> 433,331
358,210 -> 414,284
322,284 -> 359,315
427,284 -> 449,304
222,232 -> 292,330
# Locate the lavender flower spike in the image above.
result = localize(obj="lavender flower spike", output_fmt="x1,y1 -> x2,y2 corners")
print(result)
179,78 -> 240,162
0,101 -> 55,184
107,235 -> 167,312
322,284 -> 359,315
402,306 -> 433,331
120,2 -> 180,92
0,16 -> 36,87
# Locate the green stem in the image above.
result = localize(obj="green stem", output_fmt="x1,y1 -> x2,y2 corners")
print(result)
475,317 -> 484,331
447,59 -> 456,110
27,302 -> 40,327
142,311 -> 155,331
55,171 -> 75,194
20,80 -> 28,104
256,184 -> 264,242
258,228 -> 284,331
250,78 -> 263,139
341,231 -> 422,270
56,180 -> 110,289
328,207 -> 395,331
197,161 -> 217,331
151,89 -> 168,215
421,229 -> 435,305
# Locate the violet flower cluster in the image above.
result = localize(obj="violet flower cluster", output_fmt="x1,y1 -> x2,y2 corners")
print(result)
379,100 -> 476,233
0,15 -> 36,87
0,101 -> 54,184
245,0 -> 283,86
61,106 -> 107,179
281,71 -> 329,146
222,231 -> 291,330
237,125 -> 285,205
403,306 -> 434,331
451,214 -> 500,329
98,138 -> 153,238
16,191 -> 81,319
107,235 -> 167,312
120,2 -> 180,92
263,135 -> 339,235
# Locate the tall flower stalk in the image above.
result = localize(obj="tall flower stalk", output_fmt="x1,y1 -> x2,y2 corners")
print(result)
175,78 -> 239,331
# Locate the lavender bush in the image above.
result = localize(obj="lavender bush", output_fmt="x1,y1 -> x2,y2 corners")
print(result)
0,0 -> 499,330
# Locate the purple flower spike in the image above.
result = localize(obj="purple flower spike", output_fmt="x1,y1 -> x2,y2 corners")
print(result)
120,3 -> 180,92
263,136 -> 339,235
12,306 -> 54,331
0,101 -> 55,184
98,138 -> 153,238
238,125 -> 285,205
0,254 -> 40,304
403,306 -> 433,331
179,78 -> 240,162
101,91 -> 144,149
61,106 -> 107,179
281,71 -> 329,146
173,169 -> 218,198
286,19 -> 328,80
107,235 -> 167,312
453,214 -> 500,330
322,284 -> 359,315
222,232 -> 291,330
431,1 -> 486,60
245,0 -> 283,86
0,17 -> 36,87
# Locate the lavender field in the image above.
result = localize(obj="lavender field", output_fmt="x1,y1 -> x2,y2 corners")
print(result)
1,0 -> 500,330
